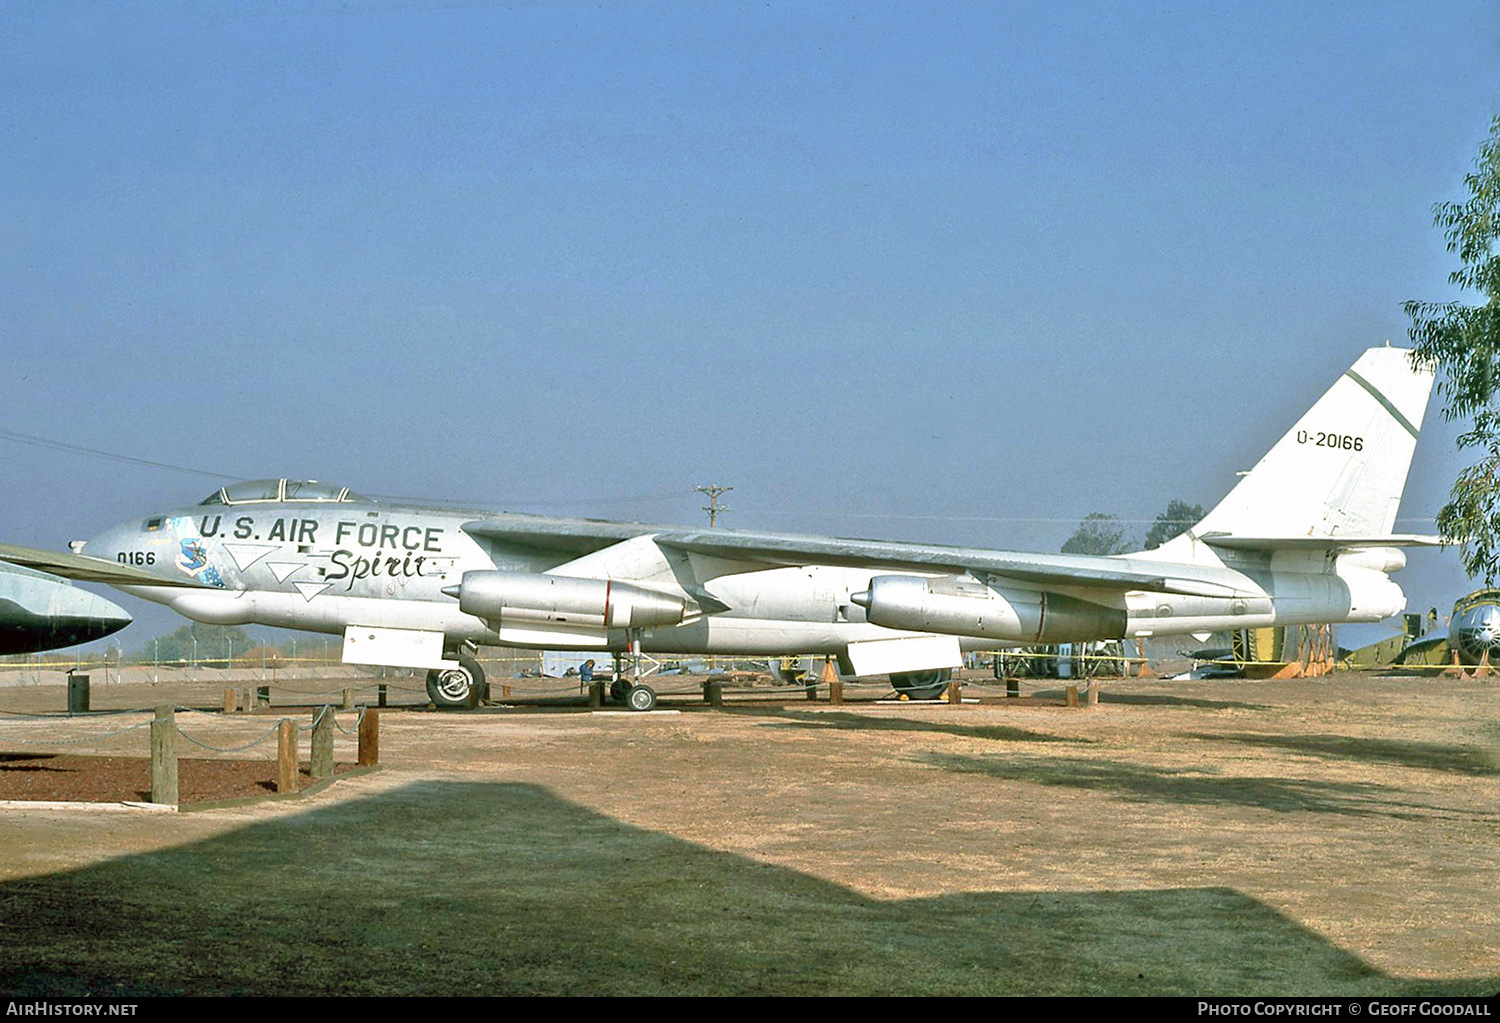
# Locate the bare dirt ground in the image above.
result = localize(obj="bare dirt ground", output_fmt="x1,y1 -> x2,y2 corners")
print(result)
0,670 -> 1496,996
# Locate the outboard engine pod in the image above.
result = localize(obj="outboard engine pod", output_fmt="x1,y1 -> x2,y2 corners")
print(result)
448,571 -> 687,630
855,574 -> 1126,643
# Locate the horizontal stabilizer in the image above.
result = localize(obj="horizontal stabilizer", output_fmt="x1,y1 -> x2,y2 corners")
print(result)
1199,533 -> 1445,552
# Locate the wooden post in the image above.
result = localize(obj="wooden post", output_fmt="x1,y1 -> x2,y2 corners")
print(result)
946,679 -> 962,704
703,680 -> 723,707
1007,679 -> 1019,698
829,679 -> 843,705
341,687 -> 355,710
256,685 -> 270,709
277,718 -> 298,794
357,709 -> 379,767
588,681 -> 605,707
377,683 -> 387,708
1065,684 -> 1079,708
502,684 -> 512,699
310,707 -> 334,779
1086,679 -> 1099,707
222,689 -> 238,714
805,682 -> 818,700
150,705 -> 178,806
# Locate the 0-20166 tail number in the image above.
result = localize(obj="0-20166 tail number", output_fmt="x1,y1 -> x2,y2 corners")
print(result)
1297,430 -> 1363,451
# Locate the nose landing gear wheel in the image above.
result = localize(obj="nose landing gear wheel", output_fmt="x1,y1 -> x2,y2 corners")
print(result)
890,668 -> 951,701
625,684 -> 657,712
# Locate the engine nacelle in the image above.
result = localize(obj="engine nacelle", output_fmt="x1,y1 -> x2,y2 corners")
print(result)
443,571 -> 687,630
851,574 -> 1126,643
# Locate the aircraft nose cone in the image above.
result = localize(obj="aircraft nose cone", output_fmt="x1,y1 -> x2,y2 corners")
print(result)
849,590 -> 871,608
0,570 -> 133,654
1456,603 -> 1500,659
51,586 -> 132,647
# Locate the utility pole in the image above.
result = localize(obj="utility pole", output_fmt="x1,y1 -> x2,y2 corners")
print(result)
695,484 -> 733,529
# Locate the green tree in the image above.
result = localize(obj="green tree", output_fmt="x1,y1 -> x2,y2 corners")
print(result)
1061,512 -> 1136,555
135,622 -> 256,665
1143,500 -> 1206,550
1407,114 -> 1500,580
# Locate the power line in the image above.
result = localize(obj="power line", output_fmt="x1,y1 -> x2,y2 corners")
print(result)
0,427 -> 241,480
0,426 -> 693,511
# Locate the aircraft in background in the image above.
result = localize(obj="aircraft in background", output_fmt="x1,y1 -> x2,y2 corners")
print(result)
0,554 -> 133,655
12,346 -> 1439,709
1448,590 -> 1500,663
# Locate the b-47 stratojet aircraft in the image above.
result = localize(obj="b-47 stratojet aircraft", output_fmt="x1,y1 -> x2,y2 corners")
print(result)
12,346 -> 1438,709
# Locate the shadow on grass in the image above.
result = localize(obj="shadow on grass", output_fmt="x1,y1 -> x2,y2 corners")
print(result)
1179,732 -> 1500,777
1,781 -> 1492,997
919,752 -> 1433,819
729,707 -> 1088,744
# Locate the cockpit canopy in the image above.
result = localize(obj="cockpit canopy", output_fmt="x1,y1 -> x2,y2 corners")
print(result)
198,479 -> 370,506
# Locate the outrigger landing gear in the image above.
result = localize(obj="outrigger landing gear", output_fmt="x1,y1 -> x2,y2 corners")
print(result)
427,649 -> 486,709
606,633 -> 658,712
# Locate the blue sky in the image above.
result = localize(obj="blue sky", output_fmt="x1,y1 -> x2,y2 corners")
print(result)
2,1 -> 1497,645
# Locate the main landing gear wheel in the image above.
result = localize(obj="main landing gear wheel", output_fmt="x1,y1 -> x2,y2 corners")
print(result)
625,684 -> 657,712
427,650 -> 486,709
890,668 -> 951,701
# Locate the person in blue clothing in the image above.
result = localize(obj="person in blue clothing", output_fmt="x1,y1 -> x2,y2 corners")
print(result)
579,659 -> 595,682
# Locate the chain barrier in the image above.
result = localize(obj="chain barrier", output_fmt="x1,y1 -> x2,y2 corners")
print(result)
0,719 -> 154,746
330,706 -> 366,736
0,707 -> 362,754
172,720 -> 283,753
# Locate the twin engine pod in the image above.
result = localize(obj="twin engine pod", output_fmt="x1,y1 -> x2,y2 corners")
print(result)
442,571 -> 688,630
850,574 -> 1127,643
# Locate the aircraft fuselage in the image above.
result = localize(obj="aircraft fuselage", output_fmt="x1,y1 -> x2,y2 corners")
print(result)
82,496 -> 1404,663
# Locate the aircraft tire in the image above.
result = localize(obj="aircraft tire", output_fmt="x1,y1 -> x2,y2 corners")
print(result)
890,668 -> 951,701
426,650 -> 485,709
610,678 -> 628,704
625,684 -> 657,712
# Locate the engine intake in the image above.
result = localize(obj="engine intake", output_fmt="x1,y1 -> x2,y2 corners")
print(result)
442,571 -> 687,630
851,574 -> 1126,643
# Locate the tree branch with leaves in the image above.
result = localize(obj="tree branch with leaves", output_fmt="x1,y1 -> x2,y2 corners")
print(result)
1407,114 -> 1500,581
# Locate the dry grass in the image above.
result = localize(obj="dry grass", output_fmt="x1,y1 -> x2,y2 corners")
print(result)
0,672 -> 1496,996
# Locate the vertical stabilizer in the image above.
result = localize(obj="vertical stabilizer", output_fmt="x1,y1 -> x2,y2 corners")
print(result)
1190,347 -> 1434,540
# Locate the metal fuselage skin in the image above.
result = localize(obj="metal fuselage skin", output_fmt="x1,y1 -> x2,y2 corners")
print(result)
83,500 -> 935,656
79,496 -> 1405,663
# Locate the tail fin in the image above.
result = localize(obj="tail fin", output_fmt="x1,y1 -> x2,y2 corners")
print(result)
1186,346 -> 1434,542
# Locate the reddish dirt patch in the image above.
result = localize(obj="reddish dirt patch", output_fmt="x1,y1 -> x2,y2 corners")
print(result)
0,753 -> 354,804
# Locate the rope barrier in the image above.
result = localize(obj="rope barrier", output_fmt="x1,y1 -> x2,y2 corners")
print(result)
173,720 -> 282,753
0,720 -> 154,746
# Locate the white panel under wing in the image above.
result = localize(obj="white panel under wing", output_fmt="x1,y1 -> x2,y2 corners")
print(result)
845,635 -> 963,677
342,626 -> 452,669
